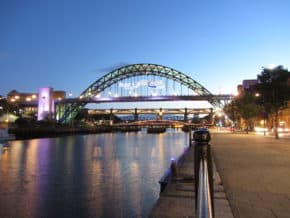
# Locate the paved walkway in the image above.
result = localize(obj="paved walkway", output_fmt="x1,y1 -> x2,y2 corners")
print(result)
150,145 -> 233,218
211,133 -> 290,218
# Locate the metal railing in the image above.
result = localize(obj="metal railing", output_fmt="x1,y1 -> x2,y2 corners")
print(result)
193,128 -> 214,218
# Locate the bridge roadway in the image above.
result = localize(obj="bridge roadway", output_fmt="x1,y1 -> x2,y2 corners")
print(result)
66,94 -> 232,103
18,94 -> 232,107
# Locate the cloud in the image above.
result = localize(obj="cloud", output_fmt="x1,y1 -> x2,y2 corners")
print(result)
93,62 -> 130,74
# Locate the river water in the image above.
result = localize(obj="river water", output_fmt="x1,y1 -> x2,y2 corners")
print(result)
0,129 -> 188,218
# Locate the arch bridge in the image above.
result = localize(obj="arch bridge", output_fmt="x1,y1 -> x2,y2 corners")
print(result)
57,64 -> 232,123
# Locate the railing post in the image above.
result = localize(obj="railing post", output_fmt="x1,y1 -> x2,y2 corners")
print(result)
194,128 -> 214,218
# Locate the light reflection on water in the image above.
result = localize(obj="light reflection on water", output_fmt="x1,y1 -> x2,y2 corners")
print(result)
0,130 -> 188,218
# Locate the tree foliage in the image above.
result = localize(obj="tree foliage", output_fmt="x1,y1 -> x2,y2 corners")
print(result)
254,66 -> 290,138
255,66 -> 290,114
237,91 -> 260,125
223,100 -> 240,127
232,90 -> 260,132
223,65 -> 290,134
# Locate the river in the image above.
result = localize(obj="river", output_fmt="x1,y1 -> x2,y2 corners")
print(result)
0,129 -> 188,218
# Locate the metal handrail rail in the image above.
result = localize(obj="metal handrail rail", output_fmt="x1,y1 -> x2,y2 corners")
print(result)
193,128 -> 214,218
196,154 -> 213,218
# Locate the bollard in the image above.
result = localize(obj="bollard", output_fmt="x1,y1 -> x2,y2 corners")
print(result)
193,128 -> 214,218
170,158 -> 178,177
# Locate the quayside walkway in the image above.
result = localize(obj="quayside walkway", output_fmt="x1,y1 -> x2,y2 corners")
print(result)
211,133 -> 290,218
149,141 -> 233,218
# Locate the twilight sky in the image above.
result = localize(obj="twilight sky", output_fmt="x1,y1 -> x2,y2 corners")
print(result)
1,0 -> 290,97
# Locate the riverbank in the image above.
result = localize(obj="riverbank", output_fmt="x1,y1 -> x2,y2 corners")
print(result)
9,126 -> 117,140
9,126 -> 185,140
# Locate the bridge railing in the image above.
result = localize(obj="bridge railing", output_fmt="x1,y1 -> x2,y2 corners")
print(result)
193,128 -> 214,218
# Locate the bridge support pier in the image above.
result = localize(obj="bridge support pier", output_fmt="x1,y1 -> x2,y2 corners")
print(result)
55,103 -> 65,121
184,107 -> 188,122
158,108 -> 163,120
209,108 -> 213,125
110,108 -> 114,124
134,108 -> 138,121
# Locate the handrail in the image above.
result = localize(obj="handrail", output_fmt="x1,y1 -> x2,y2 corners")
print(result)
196,152 -> 213,218
193,128 -> 214,218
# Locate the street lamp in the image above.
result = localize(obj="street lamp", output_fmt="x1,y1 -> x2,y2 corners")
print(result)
255,92 -> 266,136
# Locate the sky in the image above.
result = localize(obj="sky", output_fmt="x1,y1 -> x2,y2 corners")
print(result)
1,0 -> 290,97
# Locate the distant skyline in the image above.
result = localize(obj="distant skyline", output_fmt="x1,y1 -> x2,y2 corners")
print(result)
1,0 -> 290,97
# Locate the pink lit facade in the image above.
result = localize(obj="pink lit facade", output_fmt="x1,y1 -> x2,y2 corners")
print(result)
37,87 -> 54,120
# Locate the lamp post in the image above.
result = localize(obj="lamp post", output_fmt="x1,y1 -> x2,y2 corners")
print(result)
262,110 -> 267,136
231,102 -> 235,132
255,93 -> 267,136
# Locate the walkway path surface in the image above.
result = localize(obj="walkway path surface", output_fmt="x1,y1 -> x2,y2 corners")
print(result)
150,144 -> 233,218
211,133 -> 290,218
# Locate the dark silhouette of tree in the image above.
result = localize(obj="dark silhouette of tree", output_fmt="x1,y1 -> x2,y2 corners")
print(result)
236,91 -> 260,133
223,100 -> 241,129
255,66 -> 290,139
224,90 -> 260,133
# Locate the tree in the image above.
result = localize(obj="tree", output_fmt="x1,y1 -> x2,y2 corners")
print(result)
223,100 -> 241,129
235,90 -> 260,133
255,66 -> 290,139
224,90 -> 260,133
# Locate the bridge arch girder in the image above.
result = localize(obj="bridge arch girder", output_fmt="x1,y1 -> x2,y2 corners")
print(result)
81,63 -> 213,98
59,63 -> 221,123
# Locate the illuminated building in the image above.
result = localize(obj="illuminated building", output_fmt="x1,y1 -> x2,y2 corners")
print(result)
6,89 -> 66,120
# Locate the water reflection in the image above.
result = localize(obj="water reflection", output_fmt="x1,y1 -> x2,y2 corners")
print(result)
0,131 -> 188,217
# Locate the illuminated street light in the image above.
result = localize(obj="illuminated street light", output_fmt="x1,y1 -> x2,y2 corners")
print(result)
255,92 -> 266,136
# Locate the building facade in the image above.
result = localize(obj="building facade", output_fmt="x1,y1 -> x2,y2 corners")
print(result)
6,89 -> 66,120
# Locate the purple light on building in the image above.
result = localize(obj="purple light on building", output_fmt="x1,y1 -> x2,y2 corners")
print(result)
37,87 -> 54,120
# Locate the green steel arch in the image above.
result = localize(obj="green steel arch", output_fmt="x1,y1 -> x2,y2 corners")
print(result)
59,63 -> 220,123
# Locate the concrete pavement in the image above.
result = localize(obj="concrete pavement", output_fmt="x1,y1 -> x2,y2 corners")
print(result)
211,133 -> 290,218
